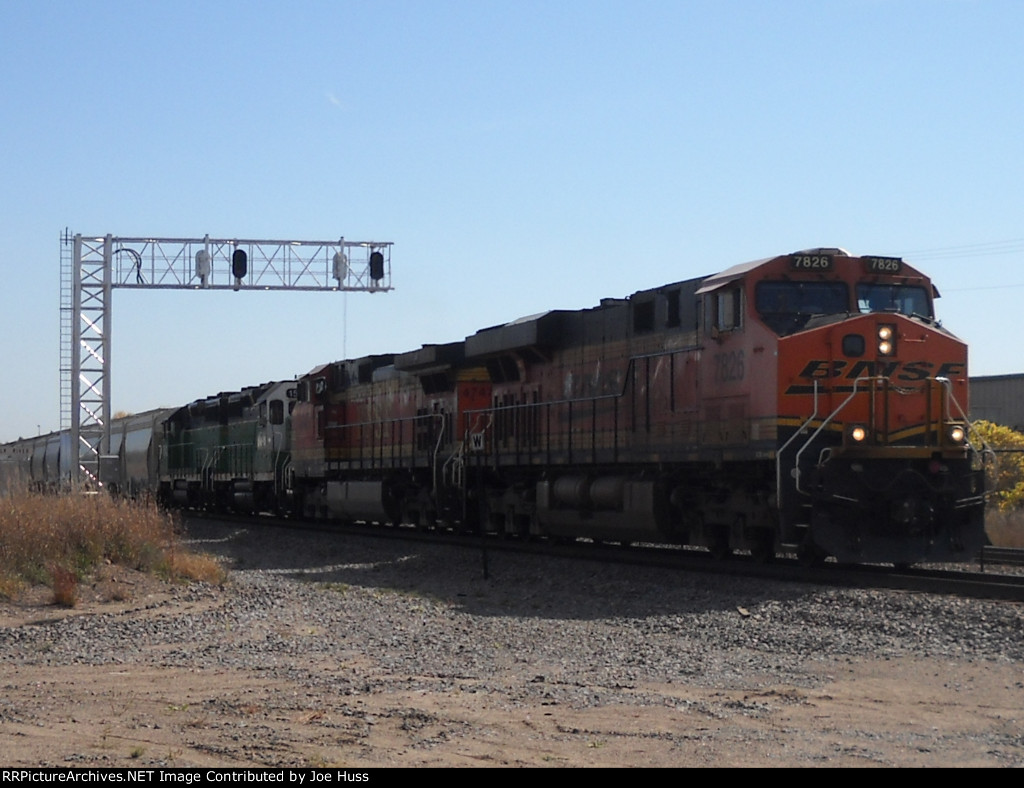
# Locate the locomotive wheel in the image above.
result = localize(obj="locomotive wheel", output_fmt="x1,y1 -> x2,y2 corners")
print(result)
797,540 -> 826,567
750,531 -> 775,563
709,529 -> 732,561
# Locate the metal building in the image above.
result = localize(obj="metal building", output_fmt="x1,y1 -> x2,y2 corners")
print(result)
970,374 -> 1024,431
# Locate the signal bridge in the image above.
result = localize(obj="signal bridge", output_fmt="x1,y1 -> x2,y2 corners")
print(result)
60,232 -> 393,484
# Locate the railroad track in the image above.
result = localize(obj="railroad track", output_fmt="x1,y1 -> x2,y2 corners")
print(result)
979,545 -> 1024,568
180,511 -> 1024,603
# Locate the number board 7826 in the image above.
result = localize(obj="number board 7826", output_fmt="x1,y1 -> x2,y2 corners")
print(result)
789,254 -> 833,271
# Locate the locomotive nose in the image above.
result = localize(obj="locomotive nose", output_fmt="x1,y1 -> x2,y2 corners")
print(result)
891,495 -> 935,537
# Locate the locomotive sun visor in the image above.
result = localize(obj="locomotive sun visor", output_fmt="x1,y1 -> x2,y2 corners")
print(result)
695,258 -> 769,295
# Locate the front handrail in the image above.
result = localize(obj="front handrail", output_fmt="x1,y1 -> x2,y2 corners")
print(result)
792,376 -> 885,496
790,375 -> 984,498
776,380 -> 819,509
936,375 -> 997,487
937,376 -> 992,454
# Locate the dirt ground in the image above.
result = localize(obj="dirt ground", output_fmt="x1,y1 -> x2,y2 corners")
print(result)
1,567 -> 1022,769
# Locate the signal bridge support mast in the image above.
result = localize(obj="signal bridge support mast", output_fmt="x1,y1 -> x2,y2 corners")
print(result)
59,232 -> 393,485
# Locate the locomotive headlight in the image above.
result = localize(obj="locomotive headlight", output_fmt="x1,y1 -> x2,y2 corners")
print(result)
849,425 -> 868,443
947,424 -> 967,444
877,325 -> 896,356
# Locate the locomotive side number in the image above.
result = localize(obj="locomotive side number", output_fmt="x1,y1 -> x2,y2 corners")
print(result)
713,350 -> 745,383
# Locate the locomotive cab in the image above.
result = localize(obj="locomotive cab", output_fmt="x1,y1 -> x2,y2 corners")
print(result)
756,249 -> 987,564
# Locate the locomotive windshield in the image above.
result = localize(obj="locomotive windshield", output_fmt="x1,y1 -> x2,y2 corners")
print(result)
755,281 -> 850,335
856,284 -> 933,319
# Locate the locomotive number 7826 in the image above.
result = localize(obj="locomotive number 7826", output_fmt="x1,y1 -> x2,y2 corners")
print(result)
713,350 -> 745,383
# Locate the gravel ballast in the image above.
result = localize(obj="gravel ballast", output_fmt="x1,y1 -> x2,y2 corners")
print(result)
1,519 -> 1022,767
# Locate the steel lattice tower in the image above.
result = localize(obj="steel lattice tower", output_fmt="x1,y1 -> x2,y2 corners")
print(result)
59,232 -> 392,484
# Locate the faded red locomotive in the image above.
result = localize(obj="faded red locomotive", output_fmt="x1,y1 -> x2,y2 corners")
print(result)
289,247 -> 987,565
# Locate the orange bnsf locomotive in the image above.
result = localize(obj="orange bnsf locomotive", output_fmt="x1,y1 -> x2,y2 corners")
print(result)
288,247 -> 987,565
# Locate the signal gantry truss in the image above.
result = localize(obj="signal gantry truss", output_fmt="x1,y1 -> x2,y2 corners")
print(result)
59,232 -> 393,484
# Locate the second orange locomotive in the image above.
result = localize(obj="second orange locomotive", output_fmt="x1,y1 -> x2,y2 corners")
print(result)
287,247 -> 987,565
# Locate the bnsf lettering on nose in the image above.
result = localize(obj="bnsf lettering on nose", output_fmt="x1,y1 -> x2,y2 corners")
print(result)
797,359 -> 966,381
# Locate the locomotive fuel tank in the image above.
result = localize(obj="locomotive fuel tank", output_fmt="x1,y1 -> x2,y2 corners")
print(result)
536,475 -> 668,542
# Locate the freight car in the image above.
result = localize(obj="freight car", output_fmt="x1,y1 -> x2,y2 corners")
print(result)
0,407 -> 174,497
0,247 -> 989,566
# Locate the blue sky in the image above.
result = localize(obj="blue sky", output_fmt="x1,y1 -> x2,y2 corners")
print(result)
1,0 -> 1022,442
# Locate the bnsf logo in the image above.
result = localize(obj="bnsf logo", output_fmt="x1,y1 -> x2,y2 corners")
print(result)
785,359 -> 966,394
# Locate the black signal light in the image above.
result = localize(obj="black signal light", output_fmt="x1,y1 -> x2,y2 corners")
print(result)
232,249 -> 248,279
369,250 -> 385,280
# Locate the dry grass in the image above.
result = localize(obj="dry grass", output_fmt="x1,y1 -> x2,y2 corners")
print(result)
50,563 -> 79,607
0,485 -> 225,604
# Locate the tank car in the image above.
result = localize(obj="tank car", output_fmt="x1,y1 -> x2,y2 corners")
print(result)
289,247 -> 987,565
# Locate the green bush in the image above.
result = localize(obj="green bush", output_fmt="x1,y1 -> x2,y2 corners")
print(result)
972,420 -> 1024,511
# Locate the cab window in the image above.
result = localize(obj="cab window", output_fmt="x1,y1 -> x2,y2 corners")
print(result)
856,284 -> 932,318
712,287 -> 743,333
755,281 -> 849,335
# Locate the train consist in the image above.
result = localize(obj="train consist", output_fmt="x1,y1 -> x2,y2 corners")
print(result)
1,248 -> 989,565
